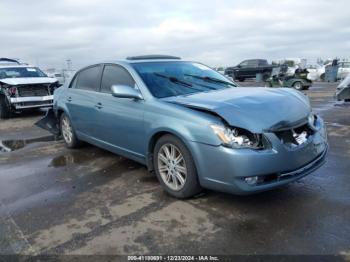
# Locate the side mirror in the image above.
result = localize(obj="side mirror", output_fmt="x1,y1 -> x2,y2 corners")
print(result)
111,85 -> 143,100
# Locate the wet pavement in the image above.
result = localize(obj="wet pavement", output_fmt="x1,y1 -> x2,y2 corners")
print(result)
0,82 -> 349,257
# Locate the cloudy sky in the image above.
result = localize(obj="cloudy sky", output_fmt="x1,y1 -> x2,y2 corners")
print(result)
1,0 -> 349,69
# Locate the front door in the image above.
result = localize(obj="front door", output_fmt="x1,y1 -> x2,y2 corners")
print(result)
93,64 -> 145,158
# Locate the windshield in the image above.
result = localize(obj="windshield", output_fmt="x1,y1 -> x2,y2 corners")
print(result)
131,61 -> 237,98
0,67 -> 47,79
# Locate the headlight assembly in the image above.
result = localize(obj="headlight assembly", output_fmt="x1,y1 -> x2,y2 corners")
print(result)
210,124 -> 264,149
308,113 -> 318,131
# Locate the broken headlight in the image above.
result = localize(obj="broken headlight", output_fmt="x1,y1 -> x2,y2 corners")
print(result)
210,124 -> 264,149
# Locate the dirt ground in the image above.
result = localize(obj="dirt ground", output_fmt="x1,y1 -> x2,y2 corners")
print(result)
0,82 -> 349,258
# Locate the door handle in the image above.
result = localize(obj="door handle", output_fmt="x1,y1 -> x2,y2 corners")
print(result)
95,102 -> 103,109
67,97 -> 72,102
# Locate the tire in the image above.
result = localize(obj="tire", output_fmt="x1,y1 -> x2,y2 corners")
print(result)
0,96 -> 11,119
293,81 -> 303,90
238,78 -> 245,82
153,134 -> 202,199
60,113 -> 81,148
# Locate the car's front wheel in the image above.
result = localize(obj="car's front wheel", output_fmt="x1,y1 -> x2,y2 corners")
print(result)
154,134 -> 202,199
60,113 -> 81,148
293,81 -> 303,90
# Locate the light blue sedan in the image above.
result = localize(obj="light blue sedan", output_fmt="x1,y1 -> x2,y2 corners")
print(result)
42,55 -> 328,198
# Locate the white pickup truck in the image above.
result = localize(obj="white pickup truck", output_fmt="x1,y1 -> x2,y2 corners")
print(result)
0,58 -> 60,118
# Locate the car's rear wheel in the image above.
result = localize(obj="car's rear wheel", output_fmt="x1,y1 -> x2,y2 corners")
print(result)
0,96 -> 11,119
154,135 -> 202,199
60,113 -> 81,148
293,81 -> 303,90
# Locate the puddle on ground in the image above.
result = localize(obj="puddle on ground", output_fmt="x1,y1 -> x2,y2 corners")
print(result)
50,151 -> 100,167
0,135 -> 58,153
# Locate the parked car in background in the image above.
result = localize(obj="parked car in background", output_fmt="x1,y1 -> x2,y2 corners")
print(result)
306,64 -> 325,81
336,74 -> 350,101
272,58 -> 307,77
0,58 -> 60,118
46,71 -> 65,85
224,59 -> 274,81
337,61 -> 350,80
307,60 -> 350,81
214,67 -> 225,75
38,55 -> 328,198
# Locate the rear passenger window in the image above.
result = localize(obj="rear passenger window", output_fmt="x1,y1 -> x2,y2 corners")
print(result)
101,65 -> 135,93
76,66 -> 101,91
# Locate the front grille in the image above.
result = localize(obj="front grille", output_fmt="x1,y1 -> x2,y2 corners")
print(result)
17,85 -> 50,97
275,123 -> 314,147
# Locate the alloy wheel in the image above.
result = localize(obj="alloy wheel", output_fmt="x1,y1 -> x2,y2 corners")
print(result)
61,116 -> 73,144
157,143 -> 187,191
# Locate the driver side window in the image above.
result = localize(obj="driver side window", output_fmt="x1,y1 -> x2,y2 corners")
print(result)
101,65 -> 135,93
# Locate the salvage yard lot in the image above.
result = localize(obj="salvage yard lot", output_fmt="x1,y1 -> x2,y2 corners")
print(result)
0,82 -> 349,256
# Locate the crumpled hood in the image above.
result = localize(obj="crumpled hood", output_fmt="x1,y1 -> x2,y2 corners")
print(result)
0,77 -> 57,85
162,87 -> 311,133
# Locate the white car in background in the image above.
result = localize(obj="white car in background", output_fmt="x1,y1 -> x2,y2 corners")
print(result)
0,58 -> 60,118
46,72 -> 65,85
307,61 -> 350,81
273,58 -> 307,76
337,61 -> 350,80
214,67 -> 226,75
336,73 -> 350,101
307,65 -> 325,81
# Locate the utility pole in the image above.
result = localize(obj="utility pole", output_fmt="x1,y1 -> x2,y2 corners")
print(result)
66,59 -> 72,71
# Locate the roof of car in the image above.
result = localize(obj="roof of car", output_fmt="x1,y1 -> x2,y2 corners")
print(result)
126,55 -> 181,61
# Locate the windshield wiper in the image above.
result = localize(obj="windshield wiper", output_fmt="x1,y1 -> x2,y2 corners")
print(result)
184,74 -> 236,86
154,73 -> 193,87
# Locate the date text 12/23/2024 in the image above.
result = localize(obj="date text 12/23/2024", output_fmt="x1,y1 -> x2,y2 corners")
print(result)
128,255 -> 219,261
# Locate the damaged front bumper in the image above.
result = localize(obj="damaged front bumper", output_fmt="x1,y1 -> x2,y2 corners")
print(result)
10,95 -> 54,109
190,117 -> 328,195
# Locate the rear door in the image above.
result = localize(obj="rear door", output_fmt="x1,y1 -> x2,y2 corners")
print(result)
93,64 -> 145,157
65,65 -> 102,137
